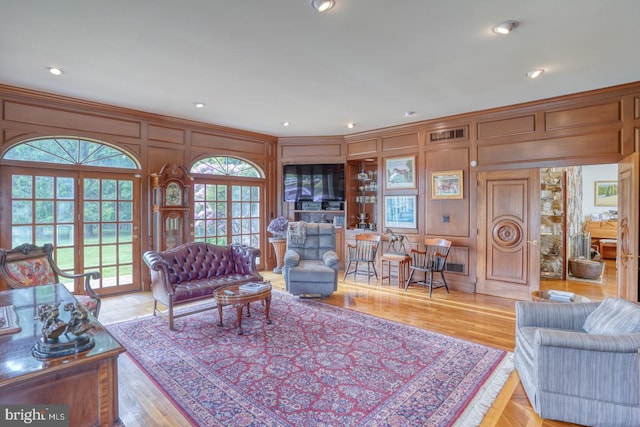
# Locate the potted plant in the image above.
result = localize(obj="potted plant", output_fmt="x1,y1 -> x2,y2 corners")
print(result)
267,216 -> 289,273
267,216 -> 289,239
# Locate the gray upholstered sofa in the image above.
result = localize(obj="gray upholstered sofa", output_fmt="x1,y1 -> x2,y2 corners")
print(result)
143,242 -> 262,330
283,222 -> 338,297
514,298 -> 640,426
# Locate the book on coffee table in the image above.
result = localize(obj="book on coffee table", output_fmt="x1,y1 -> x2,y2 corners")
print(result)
548,290 -> 575,302
239,282 -> 269,293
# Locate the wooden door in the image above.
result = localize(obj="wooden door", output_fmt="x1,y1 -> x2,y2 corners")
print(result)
617,153 -> 639,301
477,169 -> 540,299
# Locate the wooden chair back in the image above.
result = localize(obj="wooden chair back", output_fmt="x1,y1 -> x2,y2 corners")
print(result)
0,243 -> 101,316
349,234 -> 382,261
410,238 -> 452,271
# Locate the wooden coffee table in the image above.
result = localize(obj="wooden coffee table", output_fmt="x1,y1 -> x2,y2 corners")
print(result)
531,290 -> 591,303
213,282 -> 272,335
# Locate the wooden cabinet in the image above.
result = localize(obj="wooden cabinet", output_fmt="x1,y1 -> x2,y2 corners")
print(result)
354,169 -> 378,229
540,169 -> 566,279
347,161 -> 379,231
0,284 -> 125,427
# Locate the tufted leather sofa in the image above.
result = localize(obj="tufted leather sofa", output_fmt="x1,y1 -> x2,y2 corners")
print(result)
143,242 -> 262,330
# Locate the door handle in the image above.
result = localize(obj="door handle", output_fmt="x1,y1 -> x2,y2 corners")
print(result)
527,240 -> 538,245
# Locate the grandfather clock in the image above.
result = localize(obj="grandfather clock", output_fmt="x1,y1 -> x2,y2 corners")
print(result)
151,163 -> 192,251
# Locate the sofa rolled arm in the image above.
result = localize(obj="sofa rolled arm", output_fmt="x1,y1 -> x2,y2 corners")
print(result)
516,301 -> 599,330
283,249 -> 300,268
231,244 -> 262,276
322,250 -> 339,270
536,328 -> 640,353
142,250 -> 174,295
143,250 -> 169,272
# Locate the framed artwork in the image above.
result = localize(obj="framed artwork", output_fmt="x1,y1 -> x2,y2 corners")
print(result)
431,170 -> 463,200
594,181 -> 617,207
385,156 -> 416,189
384,195 -> 417,229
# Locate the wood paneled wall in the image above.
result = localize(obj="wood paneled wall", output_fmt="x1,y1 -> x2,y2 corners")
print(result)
0,85 -> 278,288
302,81 -> 638,293
3,81 -> 640,294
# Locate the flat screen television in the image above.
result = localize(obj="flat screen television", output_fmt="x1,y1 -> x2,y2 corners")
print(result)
283,163 -> 345,202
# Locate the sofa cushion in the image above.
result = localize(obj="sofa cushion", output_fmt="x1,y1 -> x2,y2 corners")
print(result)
583,297 -> 640,335
288,260 -> 336,283
172,274 -> 262,302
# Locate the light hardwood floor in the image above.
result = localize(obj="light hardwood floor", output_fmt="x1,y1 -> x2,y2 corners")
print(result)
101,260 -> 617,426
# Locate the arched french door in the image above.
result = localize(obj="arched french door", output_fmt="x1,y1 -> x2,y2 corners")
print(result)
0,137 -> 141,295
190,156 -> 265,269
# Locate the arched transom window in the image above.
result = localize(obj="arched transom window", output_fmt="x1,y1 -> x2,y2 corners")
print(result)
3,137 -> 138,168
191,156 -> 263,178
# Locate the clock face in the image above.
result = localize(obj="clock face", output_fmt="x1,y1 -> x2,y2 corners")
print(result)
165,182 -> 183,206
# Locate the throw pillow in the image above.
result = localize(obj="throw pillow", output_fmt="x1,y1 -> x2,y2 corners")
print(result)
583,297 -> 640,335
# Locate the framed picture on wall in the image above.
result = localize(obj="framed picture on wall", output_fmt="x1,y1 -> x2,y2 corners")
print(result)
384,195 -> 417,229
431,170 -> 463,199
594,181 -> 617,207
385,156 -> 416,189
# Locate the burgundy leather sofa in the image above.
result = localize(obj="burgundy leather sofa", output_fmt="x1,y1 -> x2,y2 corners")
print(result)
143,242 -> 262,330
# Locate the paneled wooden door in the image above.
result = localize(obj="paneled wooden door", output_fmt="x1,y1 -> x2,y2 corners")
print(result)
617,153 -> 638,301
477,169 -> 540,299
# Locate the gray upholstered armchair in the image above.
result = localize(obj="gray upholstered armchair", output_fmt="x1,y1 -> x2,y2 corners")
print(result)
514,298 -> 640,426
283,222 -> 338,297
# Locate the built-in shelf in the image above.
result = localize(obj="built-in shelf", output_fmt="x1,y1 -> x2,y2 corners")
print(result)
540,168 -> 566,280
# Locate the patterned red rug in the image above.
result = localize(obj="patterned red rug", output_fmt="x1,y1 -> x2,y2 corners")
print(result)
108,291 -> 512,426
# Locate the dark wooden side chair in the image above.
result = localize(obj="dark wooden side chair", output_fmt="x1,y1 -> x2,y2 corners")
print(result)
0,243 -> 101,317
405,238 -> 452,297
343,234 -> 381,284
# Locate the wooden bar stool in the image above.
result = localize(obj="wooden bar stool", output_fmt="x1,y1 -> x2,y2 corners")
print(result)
381,253 -> 412,288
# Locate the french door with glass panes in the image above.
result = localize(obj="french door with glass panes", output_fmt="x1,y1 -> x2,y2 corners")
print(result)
5,167 -> 140,295
193,181 -> 263,268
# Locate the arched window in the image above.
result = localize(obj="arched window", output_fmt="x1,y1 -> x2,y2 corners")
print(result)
190,157 -> 264,262
191,156 -> 263,178
3,137 -> 138,168
1,137 -> 141,296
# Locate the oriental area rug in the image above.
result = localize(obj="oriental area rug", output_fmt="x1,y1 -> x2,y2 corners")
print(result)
108,292 -> 513,426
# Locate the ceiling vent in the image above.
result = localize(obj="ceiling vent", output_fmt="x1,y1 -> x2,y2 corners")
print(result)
429,126 -> 467,142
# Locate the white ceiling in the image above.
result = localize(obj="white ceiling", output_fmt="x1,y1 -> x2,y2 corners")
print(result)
2,0 -> 639,137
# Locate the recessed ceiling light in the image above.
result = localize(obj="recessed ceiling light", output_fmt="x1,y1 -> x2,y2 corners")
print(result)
193,102 -> 206,108
346,122 -> 356,129
311,0 -> 335,12
492,20 -> 519,35
281,121 -> 291,127
526,69 -> 545,79
403,111 -> 416,117
47,66 -> 65,76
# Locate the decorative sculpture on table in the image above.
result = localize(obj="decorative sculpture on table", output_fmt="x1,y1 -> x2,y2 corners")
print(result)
36,303 -> 67,340
384,228 -> 408,254
63,302 -> 95,336
32,301 -> 95,359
